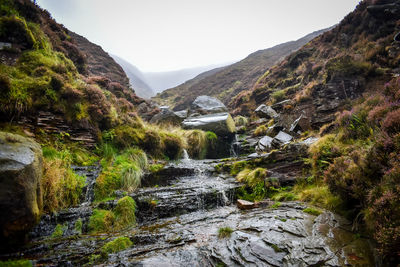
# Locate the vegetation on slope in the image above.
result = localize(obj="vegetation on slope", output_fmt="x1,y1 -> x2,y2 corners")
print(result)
226,0 -> 400,262
153,28 -> 330,111
0,0 -> 213,216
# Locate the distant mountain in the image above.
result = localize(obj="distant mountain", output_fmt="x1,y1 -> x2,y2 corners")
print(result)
153,27 -> 332,111
144,64 -> 230,94
111,55 -> 155,99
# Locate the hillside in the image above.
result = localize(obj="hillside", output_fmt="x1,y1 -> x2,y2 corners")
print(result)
111,55 -> 155,99
68,32 -> 130,89
153,28 -> 331,111
229,0 -> 400,260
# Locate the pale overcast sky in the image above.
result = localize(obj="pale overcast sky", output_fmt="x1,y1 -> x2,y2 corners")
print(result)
36,0 -> 360,72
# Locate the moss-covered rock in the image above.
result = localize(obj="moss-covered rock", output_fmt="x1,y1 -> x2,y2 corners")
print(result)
0,132 -> 43,250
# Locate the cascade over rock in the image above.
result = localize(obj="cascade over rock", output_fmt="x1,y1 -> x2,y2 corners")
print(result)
0,132 -> 43,249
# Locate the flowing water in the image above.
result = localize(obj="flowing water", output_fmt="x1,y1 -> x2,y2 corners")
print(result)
1,154 -> 376,266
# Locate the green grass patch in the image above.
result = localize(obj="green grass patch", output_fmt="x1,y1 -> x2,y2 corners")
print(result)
88,209 -> 115,234
114,196 -> 136,230
101,236 -> 132,257
218,227 -> 233,238
0,259 -> 32,267
303,207 -> 322,216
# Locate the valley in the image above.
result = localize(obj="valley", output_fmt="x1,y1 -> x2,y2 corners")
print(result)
1,0 -> 400,266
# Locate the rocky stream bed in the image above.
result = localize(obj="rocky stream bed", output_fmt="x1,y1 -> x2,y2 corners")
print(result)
0,155 -> 376,266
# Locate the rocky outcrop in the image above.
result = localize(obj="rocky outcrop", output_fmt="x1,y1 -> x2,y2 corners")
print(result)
255,104 -> 278,119
182,113 -> 235,136
149,106 -> 182,125
190,95 -> 228,115
0,132 -> 43,250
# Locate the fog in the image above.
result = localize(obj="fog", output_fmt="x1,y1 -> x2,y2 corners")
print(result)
36,0 -> 360,72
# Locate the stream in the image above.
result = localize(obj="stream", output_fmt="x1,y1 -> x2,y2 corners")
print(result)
1,154 -> 376,266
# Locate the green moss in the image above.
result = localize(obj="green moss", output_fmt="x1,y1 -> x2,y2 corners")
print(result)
149,163 -> 164,173
0,259 -> 32,267
101,237 -> 133,256
88,209 -> 115,234
161,132 -> 184,160
95,148 -> 147,200
234,116 -> 248,127
218,227 -> 233,238
303,207 -> 322,216
113,125 -> 145,149
254,125 -> 268,136
270,202 -> 281,209
271,90 -> 286,103
185,130 -> 207,159
236,167 -> 267,187
114,196 -> 136,230
271,244 -> 283,253
230,161 -> 248,176
51,223 -> 66,238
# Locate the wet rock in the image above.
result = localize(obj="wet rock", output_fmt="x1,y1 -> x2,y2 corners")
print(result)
174,110 -> 188,119
182,112 -> 235,137
150,106 -> 182,125
237,199 -> 256,210
255,104 -> 278,119
256,135 -> 273,152
272,131 -> 293,148
289,114 -> 311,133
0,132 -> 43,249
190,95 -> 228,115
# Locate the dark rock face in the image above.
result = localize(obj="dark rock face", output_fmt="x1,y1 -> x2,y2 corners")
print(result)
311,77 -> 365,128
150,107 -> 182,125
190,95 -> 228,115
367,1 -> 400,20
0,132 -> 43,250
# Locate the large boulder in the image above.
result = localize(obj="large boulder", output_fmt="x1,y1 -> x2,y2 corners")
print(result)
150,106 -> 182,125
190,95 -> 228,115
0,132 -> 43,249
182,112 -> 235,136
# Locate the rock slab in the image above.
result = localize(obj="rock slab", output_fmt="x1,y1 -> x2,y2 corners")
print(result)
0,132 -> 43,249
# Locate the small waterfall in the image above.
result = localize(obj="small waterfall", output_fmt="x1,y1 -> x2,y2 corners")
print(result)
230,134 -> 239,157
72,165 -> 101,205
220,190 -> 230,205
182,149 -> 190,161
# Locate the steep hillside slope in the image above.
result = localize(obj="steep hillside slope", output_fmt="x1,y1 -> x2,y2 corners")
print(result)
230,0 -> 400,260
0,0 -> 152,143
111,55 -> 155,99
69,32 -> 130,89
231,0 -> 399,126
153,28 -> 330,111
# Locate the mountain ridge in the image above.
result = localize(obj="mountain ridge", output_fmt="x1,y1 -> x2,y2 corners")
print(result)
153,27 -> 332,111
